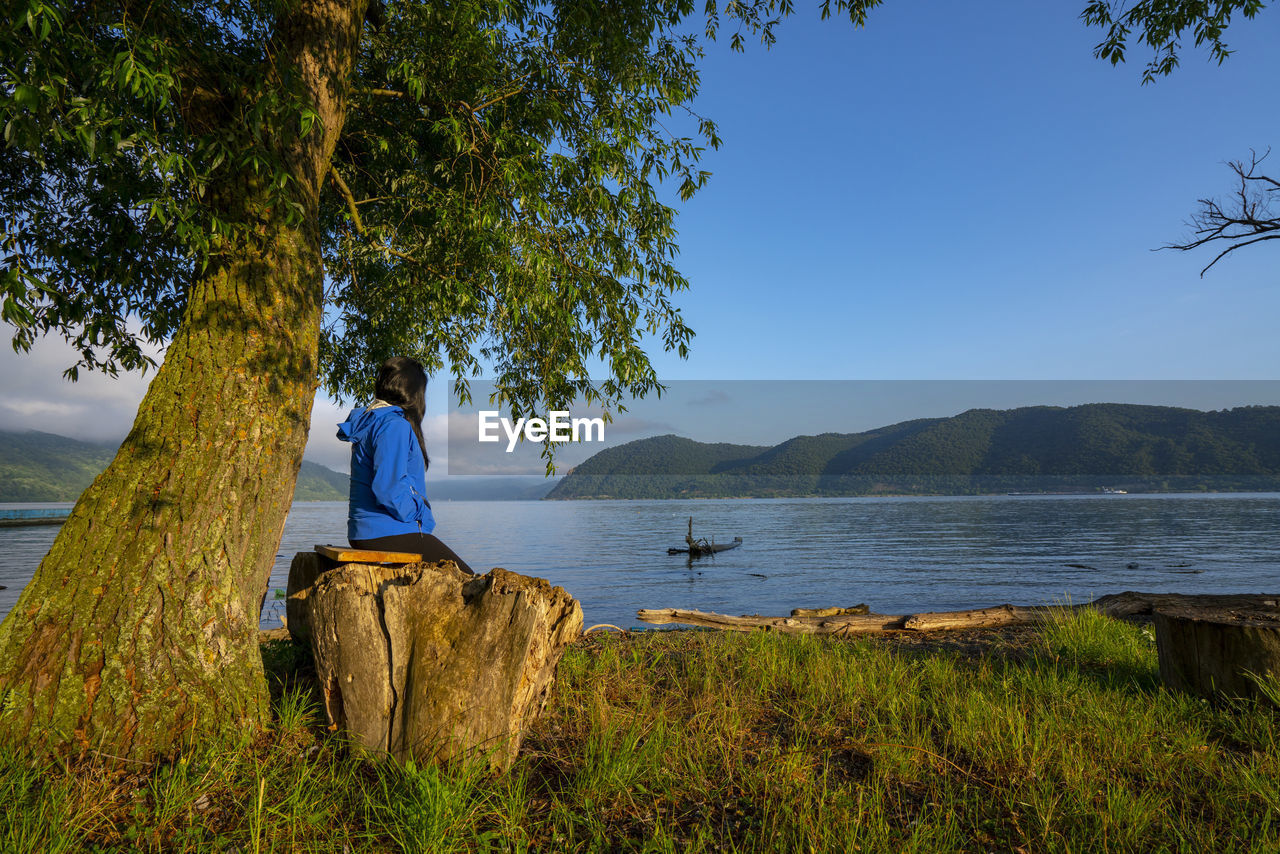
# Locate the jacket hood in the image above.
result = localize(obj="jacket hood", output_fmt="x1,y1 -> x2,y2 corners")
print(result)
337,401 -> 401,445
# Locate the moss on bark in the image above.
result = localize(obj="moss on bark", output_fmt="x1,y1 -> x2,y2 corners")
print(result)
0,0 -> 370,761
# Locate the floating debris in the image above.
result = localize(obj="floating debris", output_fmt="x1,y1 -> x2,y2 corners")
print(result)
667,517 -> 743,557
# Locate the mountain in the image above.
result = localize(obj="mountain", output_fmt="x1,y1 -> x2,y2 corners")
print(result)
547,404 -> 1280,499
427,477 -> 558,501
0,430 -> 349,502
291,460 -> 351,501
0,429 -> 557,502
0,430 -> 118,502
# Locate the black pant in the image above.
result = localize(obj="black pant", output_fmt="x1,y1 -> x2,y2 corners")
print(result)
351,533 -> 475,575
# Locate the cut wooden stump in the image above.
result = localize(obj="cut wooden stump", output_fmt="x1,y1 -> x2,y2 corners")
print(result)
286,552 -> 582,770
1154,601 -> 1280,702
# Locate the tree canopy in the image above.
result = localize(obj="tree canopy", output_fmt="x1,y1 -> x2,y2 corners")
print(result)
1082,0 -> 1266,82
2,0 -> 724,416
2,0 -> 1267,405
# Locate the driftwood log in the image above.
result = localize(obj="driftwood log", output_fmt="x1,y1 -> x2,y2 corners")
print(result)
1154,603 -> 1280,701
791,604 -> 869,618
287,552 -> 582,770
638,592 -> 1279,636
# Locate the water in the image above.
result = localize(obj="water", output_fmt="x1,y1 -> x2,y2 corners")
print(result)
2,495 -> 1278,629
0,506 -> 70,522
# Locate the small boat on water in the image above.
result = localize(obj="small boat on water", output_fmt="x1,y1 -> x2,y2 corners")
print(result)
667,517 -> 743,557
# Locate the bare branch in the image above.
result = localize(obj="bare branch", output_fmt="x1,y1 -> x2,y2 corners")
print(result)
1197,234 -> 1280,274
1165,149 -> 1280,275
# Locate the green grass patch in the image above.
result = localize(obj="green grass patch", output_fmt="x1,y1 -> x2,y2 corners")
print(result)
1,613 -> 1277,851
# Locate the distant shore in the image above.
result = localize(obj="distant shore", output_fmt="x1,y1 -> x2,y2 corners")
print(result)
545,486 -> 1280,500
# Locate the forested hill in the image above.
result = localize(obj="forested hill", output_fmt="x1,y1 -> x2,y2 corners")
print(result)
546,404 -> 1280,499
0,430 -> 348,502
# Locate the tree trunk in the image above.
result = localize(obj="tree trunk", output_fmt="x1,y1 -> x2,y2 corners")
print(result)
288,554 -> 583,771
0,0 -> 370,760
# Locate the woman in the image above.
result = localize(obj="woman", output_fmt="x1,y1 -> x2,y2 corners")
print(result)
337,356 -> 474,574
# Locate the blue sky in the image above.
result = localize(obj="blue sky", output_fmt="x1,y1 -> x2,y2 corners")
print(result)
0,1 -> 1276,469
648,1 -> 1280,379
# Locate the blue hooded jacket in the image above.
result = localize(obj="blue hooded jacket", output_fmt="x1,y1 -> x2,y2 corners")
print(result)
337,403 -> 435,542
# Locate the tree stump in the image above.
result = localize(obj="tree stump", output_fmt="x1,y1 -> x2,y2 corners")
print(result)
1154,602 -> 1280,702
285,553 -> 582,770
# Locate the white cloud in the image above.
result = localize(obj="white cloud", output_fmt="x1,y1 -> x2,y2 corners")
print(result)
306,396 -> 355,473
0,334 -> 372,473
0,335 -> 160,442
0,399 -> 84,418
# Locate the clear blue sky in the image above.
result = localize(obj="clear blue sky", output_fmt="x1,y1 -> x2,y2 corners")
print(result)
643,0 -> 1280,380
1,1 -> 1276,465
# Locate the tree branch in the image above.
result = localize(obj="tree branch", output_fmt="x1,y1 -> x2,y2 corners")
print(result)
328,164 -> 365,235
328,165 -> 420,265
357,87 -> 412,99
1196,233 -> 1280,275
1165,149 -> 1279,275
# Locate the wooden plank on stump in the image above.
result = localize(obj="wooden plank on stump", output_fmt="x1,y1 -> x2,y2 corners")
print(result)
314,543 -> 422,564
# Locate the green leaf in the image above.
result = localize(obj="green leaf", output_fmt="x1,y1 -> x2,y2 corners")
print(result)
12,84 -> 39,107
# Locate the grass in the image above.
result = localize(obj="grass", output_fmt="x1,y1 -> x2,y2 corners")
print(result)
1,610 -> 1277,852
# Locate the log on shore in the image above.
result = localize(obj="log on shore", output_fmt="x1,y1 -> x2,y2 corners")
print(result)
635,608 -> 907,634
637,592 -> 1280,635
287,553 -> 582,770
791,604 -> 869,618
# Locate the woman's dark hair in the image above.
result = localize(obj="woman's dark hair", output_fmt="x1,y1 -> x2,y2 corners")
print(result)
375,356 -> 428,471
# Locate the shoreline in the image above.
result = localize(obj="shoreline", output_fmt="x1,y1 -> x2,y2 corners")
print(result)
543,487 -> 1280,500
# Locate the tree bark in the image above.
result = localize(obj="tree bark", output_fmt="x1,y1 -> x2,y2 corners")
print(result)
0,0 -> 370,760
288,554 -> 583,771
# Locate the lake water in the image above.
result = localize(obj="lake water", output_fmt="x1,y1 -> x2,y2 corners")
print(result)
1,494 -> 1277,630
